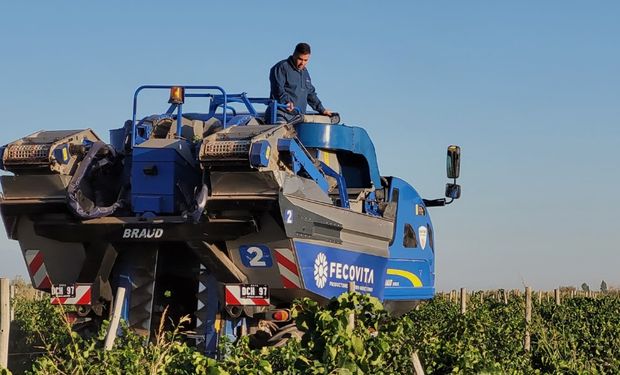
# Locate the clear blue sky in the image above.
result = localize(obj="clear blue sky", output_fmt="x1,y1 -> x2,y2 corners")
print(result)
0,1 -> 618,291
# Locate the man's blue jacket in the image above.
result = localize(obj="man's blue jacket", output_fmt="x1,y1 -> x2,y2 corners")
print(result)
269,56 -> 325,115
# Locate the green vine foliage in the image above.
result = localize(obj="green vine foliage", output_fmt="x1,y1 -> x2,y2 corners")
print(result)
7,291 -> 620,374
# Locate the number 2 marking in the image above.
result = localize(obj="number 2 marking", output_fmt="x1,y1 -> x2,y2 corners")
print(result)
285,209 -> 293,224
248,246 -> 267,266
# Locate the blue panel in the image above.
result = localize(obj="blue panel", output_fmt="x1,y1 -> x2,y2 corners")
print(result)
133,147 -> 181,162
52,144 -> 70,164
239,245 -> 273,268
130,145 -> 200,214
294,123 -> 382,189
132,195 -> 171,213
109,128 -> 126,151
249,140 -> 270,168
132,161 -> 177,195
388,177 -> 435,261
385,177 -> 436,299
294,241 -> 387,300
383,259 -> 434,300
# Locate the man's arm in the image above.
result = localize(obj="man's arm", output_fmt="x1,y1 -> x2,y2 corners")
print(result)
306,75 -> 328,115
270,64 -> 292,105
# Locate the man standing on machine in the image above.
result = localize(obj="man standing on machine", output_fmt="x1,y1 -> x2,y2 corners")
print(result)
268,42 -> 333,123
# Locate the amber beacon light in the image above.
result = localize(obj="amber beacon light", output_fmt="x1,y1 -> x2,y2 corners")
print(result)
168,86 -> 185,104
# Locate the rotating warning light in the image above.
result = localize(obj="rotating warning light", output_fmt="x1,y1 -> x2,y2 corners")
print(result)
168,86 -> 185,104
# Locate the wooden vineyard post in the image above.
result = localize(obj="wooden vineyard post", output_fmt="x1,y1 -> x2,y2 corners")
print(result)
347,282 -> 355,331
411,351 -> 425,375
460,288 -> 467,314
0,278 -> 9,368
554,289 -> 561,306
9,285 -> 15,322
537,290 -> 542,305
503,289 -> 508,305
524,287 -> 531,351
104,287 -> 126,350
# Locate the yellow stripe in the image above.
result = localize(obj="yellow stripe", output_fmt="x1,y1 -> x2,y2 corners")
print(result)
320,150 -> 330,167
387,269 -> 423,287
214,313 -> 222,333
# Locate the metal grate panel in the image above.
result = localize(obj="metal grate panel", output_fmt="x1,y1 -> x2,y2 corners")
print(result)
202,140 -> 250,158
5,144 -> 50,162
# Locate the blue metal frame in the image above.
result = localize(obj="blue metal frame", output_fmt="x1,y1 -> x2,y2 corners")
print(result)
130,86 -> 300,143
202,272 -> 220,358
277,138 -> 329,193
131,85 -> 227,146
294,123 -> 383,189
319,161 -> 350,209
208,93 -> 270,117
208,95 -> 300,125
270,102 -> 302,124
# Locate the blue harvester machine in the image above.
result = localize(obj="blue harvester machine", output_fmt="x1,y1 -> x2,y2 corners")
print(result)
0,85 -> 461,351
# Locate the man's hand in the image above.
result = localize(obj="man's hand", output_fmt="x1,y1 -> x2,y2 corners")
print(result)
322,109 -> 333,116
286,102 -> 295,112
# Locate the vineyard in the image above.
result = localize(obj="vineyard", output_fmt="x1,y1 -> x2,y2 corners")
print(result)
2,282 -> 620,374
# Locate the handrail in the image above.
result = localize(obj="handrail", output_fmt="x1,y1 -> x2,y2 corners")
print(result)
131,85 -> 227,146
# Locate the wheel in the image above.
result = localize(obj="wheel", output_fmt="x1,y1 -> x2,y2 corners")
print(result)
266,323 -> 304,347
247,321 -> 304,349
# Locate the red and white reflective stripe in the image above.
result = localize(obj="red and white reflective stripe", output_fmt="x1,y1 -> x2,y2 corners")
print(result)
224,286 -> 269,306
51,284 -> 92,305
24,250 -> 51,289
273,248 -> 301,288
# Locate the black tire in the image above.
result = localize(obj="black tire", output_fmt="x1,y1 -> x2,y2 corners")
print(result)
266,323 -> 304,347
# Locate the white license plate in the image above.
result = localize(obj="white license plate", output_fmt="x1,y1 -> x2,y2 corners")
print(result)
51,284 -> 76,298
240,284 -> 269,299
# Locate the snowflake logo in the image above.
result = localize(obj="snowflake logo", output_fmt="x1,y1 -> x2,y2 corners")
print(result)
314,252 -> 328,289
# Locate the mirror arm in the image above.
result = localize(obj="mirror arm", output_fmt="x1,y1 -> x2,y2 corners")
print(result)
423,198 -> 446,207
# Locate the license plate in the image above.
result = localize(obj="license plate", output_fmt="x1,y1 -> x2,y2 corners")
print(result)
239,284 -> 269,299
51,284 -> 76,298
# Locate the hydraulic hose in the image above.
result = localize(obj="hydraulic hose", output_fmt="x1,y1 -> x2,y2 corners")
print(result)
67,141 -> 123,219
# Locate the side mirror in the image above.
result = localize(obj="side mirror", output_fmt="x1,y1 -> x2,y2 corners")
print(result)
445,183 -> 461,199
424,145 -> 462,207
447,145 -> 460,179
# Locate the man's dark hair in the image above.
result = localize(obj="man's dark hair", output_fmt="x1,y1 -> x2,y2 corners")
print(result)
294,42 -> 311,56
